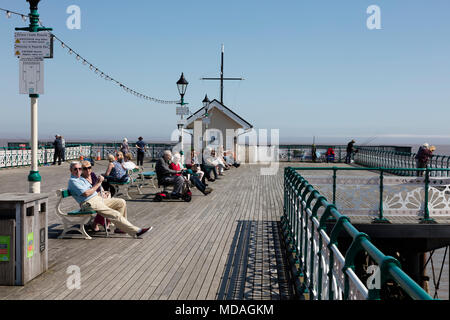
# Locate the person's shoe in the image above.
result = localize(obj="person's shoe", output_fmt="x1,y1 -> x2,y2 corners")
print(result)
170,192 -> 181,199
114,229 -> 126,234
136,226 -> 153,238
203,187 -> 213,195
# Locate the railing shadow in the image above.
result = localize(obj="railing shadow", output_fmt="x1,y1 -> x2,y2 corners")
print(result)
217,220 -> 295,300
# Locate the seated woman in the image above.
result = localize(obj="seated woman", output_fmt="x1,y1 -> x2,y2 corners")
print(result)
102,154 -> 130,196
80,160 -> 110,232
170,153 -> 212,195
202,148 -> 218,181
326,147 -> 335,163
211,149 -> 226,175
122,152 -> 138,170
190,150 -> 205,182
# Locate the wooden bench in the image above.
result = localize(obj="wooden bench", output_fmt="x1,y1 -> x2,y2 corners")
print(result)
138,170 -> 157,189
109,168 -> 143,199
55,189 -> 97,240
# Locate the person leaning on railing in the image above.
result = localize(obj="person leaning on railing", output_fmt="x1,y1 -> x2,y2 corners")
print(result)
416,143 -> 434,177
67,161 -> 151,237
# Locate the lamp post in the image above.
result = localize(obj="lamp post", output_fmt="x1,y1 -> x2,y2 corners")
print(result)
16,0 -> 52,193
176,73 -> 188,164
201,94 -> 211,160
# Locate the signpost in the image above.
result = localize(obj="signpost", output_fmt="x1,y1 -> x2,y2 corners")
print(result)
15,0 -> 52,194
14,31 -> 51,58
176,106 -> 190,116
19,57 -> 44,95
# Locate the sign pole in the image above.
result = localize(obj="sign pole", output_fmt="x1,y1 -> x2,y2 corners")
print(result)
15,0 -> 52,193
29,94 -> 40,193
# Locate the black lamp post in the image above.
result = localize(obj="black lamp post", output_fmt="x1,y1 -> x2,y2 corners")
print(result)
176,73 -> 188,161
176,72 -> 188,106
202,94 -> 210,117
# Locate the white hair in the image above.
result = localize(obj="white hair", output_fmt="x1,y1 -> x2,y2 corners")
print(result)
172,153 -> 181,164
423,143 -> 429,148
123,138 -> 128,143
163,150 -> 172,156
70,161 -> 81,170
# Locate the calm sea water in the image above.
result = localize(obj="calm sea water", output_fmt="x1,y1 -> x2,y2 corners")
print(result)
2,138 -> 450,155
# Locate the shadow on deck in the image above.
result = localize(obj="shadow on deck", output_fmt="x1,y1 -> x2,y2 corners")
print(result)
217,220 -> 295,300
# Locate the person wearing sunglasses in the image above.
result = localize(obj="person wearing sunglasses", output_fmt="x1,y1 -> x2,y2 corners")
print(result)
80,160 -> 111,232
68,161 -> 152,238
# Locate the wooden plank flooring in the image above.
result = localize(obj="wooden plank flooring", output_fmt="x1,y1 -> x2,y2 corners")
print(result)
0,161 -> 294,300
0,161 -> 448,300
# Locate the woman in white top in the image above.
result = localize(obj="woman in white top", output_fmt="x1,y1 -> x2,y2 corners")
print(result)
122,152 -> 138,170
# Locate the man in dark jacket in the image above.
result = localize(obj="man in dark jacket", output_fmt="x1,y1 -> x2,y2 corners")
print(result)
155,150 -> 185,197
346,140 -> 355,164
416,143 -> 432,176
53,134 -> 63,165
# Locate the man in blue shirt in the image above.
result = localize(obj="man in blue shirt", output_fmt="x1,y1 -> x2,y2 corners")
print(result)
68,161 -> 152,237
136,136 -> 146,166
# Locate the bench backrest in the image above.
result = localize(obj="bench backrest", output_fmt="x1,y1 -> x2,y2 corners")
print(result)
61,189 -> 72,198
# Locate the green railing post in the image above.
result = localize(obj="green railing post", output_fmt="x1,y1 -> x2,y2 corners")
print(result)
332,167 -> 337,205
374,168 -> 390,224
420,167 -> 436,224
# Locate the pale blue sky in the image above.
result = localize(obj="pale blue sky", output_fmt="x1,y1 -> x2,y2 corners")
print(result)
0,0 -> 449,144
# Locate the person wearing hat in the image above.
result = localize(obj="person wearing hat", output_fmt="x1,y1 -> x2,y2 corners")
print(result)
52,134 -> 63,165
345,140 -> 356,164
416,143 -> 433,176
136,136 -> 146,166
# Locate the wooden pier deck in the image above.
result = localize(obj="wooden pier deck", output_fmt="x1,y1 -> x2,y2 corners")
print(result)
0,161 -> 295,300
0,161 -> 448,299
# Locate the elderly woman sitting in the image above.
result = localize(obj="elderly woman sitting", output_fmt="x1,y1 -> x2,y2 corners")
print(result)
122,152 -> 138,170
102,154 -> 130,196
170,153 -> 212,195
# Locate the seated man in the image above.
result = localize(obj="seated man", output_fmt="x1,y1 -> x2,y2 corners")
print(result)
202,148 -> 219,181
155,150 -> 185,197
224,151 -> 240,168
68,161 -> 151,237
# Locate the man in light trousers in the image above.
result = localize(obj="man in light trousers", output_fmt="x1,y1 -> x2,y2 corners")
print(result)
68,161 -> 151,237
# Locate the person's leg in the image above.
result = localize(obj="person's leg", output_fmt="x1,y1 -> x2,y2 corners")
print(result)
162,176 -> 184,195
137,152 -> 143,166
53,150 -> 57,165
190,176 -> 205,193
197,170 -> 204,181
83,196 -> 139,236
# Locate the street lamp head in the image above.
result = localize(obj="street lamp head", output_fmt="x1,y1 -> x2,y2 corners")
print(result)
176,72 -> 188,96
202,94 -> 210,108
27,0 -> 41,10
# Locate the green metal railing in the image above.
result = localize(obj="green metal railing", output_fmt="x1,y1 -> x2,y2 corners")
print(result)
289,167 -> 450,224
282,166 -> 434,300
356,147 -> 450,177
0,143 -> 175,169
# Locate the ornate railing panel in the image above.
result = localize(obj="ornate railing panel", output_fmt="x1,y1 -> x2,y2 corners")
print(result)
0,143 -> 175,169
282,166 -> 434,300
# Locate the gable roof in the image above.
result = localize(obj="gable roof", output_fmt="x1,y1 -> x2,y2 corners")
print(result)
186,99 -> 253,130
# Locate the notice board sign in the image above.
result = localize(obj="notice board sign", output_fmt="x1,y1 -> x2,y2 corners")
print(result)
0,236 -> 10,262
